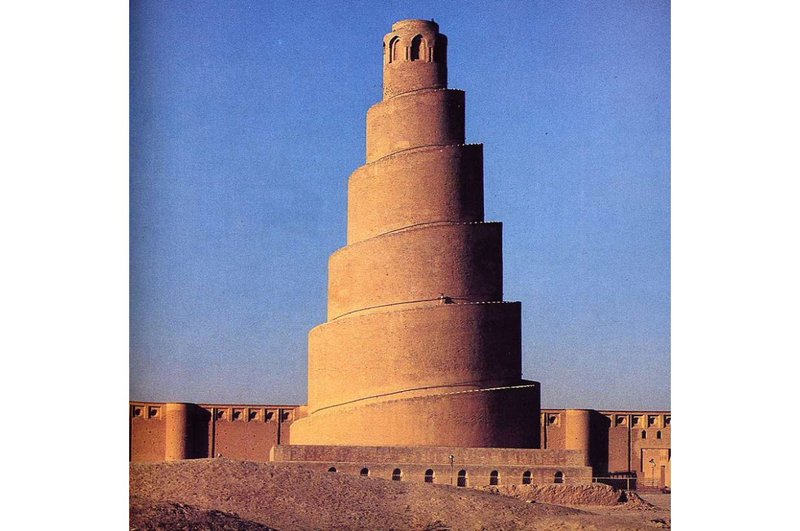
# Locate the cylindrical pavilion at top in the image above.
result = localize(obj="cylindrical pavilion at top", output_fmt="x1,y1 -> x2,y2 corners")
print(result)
290,20 -> 540,448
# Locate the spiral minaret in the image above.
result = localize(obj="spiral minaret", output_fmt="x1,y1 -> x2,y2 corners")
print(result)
290,19 -> 540,448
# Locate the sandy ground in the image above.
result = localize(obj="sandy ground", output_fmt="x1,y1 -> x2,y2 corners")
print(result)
636,493 -> 670,511
130,459 -> 670,530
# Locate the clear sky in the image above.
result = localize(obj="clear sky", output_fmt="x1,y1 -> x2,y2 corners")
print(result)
130,0 -> 670,410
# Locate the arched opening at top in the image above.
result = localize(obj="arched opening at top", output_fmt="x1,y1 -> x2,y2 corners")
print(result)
554,471 -> 564,484
424,469 -> 435,483
433,37 -> 446,62
389,37 -> 401,63
522,470 -> 532,485
360,467 -> 369,477
489,470 -> 499,486
410,34 -> 425,61
457,469 -> 468,488
392,468 -> 402,481
327,467 -> 337,473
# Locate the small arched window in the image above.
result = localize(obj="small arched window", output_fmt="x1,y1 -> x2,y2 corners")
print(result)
424,469 -> 435,483
360,467 -> 369,477
522,470 -> 532,485
327,467 -> 337,473
392,468 -> 402,481
657,430 -> 662,440
457,469 -> 468,488
410,34 -> 425,61
642,430 -> 647,439
489,470 -> 499,486
554,471 -> 564,484
389,37 -> 400,63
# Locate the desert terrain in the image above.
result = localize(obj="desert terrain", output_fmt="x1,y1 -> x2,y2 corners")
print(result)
130,459 -> 670,530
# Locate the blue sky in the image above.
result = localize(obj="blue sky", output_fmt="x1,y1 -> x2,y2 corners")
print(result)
130,0 -> 670,409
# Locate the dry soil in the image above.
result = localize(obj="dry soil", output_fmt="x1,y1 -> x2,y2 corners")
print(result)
130,459 -> 670,530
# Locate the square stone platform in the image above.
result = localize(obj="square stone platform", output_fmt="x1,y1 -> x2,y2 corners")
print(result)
270,445 -> 593,486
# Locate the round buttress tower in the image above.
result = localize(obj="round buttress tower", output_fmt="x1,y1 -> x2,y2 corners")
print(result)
290,20 -> 540,448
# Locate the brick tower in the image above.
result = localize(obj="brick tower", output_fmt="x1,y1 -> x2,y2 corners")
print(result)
290,19 -> 541,448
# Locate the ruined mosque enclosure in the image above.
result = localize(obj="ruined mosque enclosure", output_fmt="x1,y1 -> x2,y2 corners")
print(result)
130,20 -> 670,492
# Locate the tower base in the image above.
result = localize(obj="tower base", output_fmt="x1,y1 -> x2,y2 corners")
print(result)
269,444 -> 593,486
292,380 -> 541,448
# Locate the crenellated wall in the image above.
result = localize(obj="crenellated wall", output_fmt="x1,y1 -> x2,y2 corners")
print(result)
130,400 -> 670,488
541,409 -> 671,487
129,402 -> 300,463
130,403 -> 166,463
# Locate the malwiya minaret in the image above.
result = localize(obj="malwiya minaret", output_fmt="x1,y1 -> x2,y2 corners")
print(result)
290,19 -> 541,448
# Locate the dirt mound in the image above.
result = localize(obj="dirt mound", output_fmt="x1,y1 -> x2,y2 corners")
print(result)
619,491 -> 660,511
130,496 -> 276,530
131,459 -> 665,530
478,483 -> 658,510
